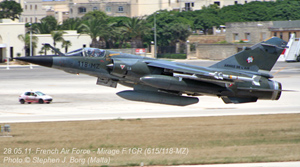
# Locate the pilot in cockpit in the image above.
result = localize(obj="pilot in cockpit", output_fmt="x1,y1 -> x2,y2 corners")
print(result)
94,49 -> 105,57
85,48 -> 105,57
86,49 -> 94,57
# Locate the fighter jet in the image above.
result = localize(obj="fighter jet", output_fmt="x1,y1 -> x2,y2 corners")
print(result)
15,37 -> 287,106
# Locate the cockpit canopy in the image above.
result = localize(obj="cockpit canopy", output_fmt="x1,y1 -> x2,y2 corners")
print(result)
65,48 -> 106,57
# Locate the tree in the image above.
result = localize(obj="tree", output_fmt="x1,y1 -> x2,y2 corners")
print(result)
39,45 -> 51,55
79,18 -> 105,48
32,16 -> 59,34
194,13 -> 222,34
0,1 -> 22,20
271,0 -> 300,21
242,2 -> 271,21
18,33 -> 38,56
32,20 -> 51,34
80,10 -> 118,48
188,4 -> 222,34
82,10 -> 108,20
146,10 -> 191,47
51,31 -> 65,49
41,16 -> 59,30
217,1 -> 300,23
99,22 -> 118,48
157,23 -> 191,47
218,4 -> 245,23
60,18 -> 83,32
62,40 -> 72,53
121,17 -> 149,48
106,16 -> 131,48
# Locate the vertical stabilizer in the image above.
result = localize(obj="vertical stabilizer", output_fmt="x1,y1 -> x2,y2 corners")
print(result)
210,37 -> 287,72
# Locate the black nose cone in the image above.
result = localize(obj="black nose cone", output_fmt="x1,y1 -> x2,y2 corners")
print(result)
14,56 -> 53,67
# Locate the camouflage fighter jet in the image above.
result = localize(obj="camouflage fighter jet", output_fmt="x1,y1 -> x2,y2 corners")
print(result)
15,37 -> 287,106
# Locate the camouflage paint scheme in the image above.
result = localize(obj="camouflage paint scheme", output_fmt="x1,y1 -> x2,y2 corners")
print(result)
16,37 -> 287,106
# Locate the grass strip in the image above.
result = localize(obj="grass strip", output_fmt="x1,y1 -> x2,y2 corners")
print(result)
1,114 -> 300,166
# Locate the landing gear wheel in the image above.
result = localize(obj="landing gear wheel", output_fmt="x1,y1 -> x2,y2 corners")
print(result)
39,99 -> 44,104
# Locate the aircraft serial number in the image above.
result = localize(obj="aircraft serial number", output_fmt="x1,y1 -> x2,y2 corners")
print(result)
224,64 -> 250,70
78,61 -> 101,69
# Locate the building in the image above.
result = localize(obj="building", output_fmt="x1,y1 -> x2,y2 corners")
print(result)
20,0 -> 69,23
43,0 -> 70,23
69,0 -> 131,18
0,18 -> 91,62
2,0 -> 276,23
20,0 -> 46,23
226,20 -> 300,44
226,21 -> 273,44
0,19 -> 25,62
270,20 -> 300,42
34,30 -> 91,56
66,0 -> 278,19
195,20 -> 300,60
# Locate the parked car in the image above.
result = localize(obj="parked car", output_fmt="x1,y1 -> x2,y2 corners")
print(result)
19,91 -> 52,104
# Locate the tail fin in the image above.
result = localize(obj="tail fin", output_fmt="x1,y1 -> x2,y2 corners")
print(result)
42,43 -> 65,56
210,37 -> 287,72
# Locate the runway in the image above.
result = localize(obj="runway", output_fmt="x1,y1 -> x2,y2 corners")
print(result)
1,61 -> 300,167
0,60 -> 299,123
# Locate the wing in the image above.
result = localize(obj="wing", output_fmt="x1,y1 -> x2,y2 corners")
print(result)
143,37 -> 288,87
145,60 -> 262,86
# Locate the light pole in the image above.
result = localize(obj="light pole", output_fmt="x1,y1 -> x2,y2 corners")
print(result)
179,0 -> 182,12
29,23 -> 33,69
6,32 -> 10,70
154,12 -> 159,58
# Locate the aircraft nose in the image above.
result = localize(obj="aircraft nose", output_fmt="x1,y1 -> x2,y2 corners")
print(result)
14,56 -> 53,67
